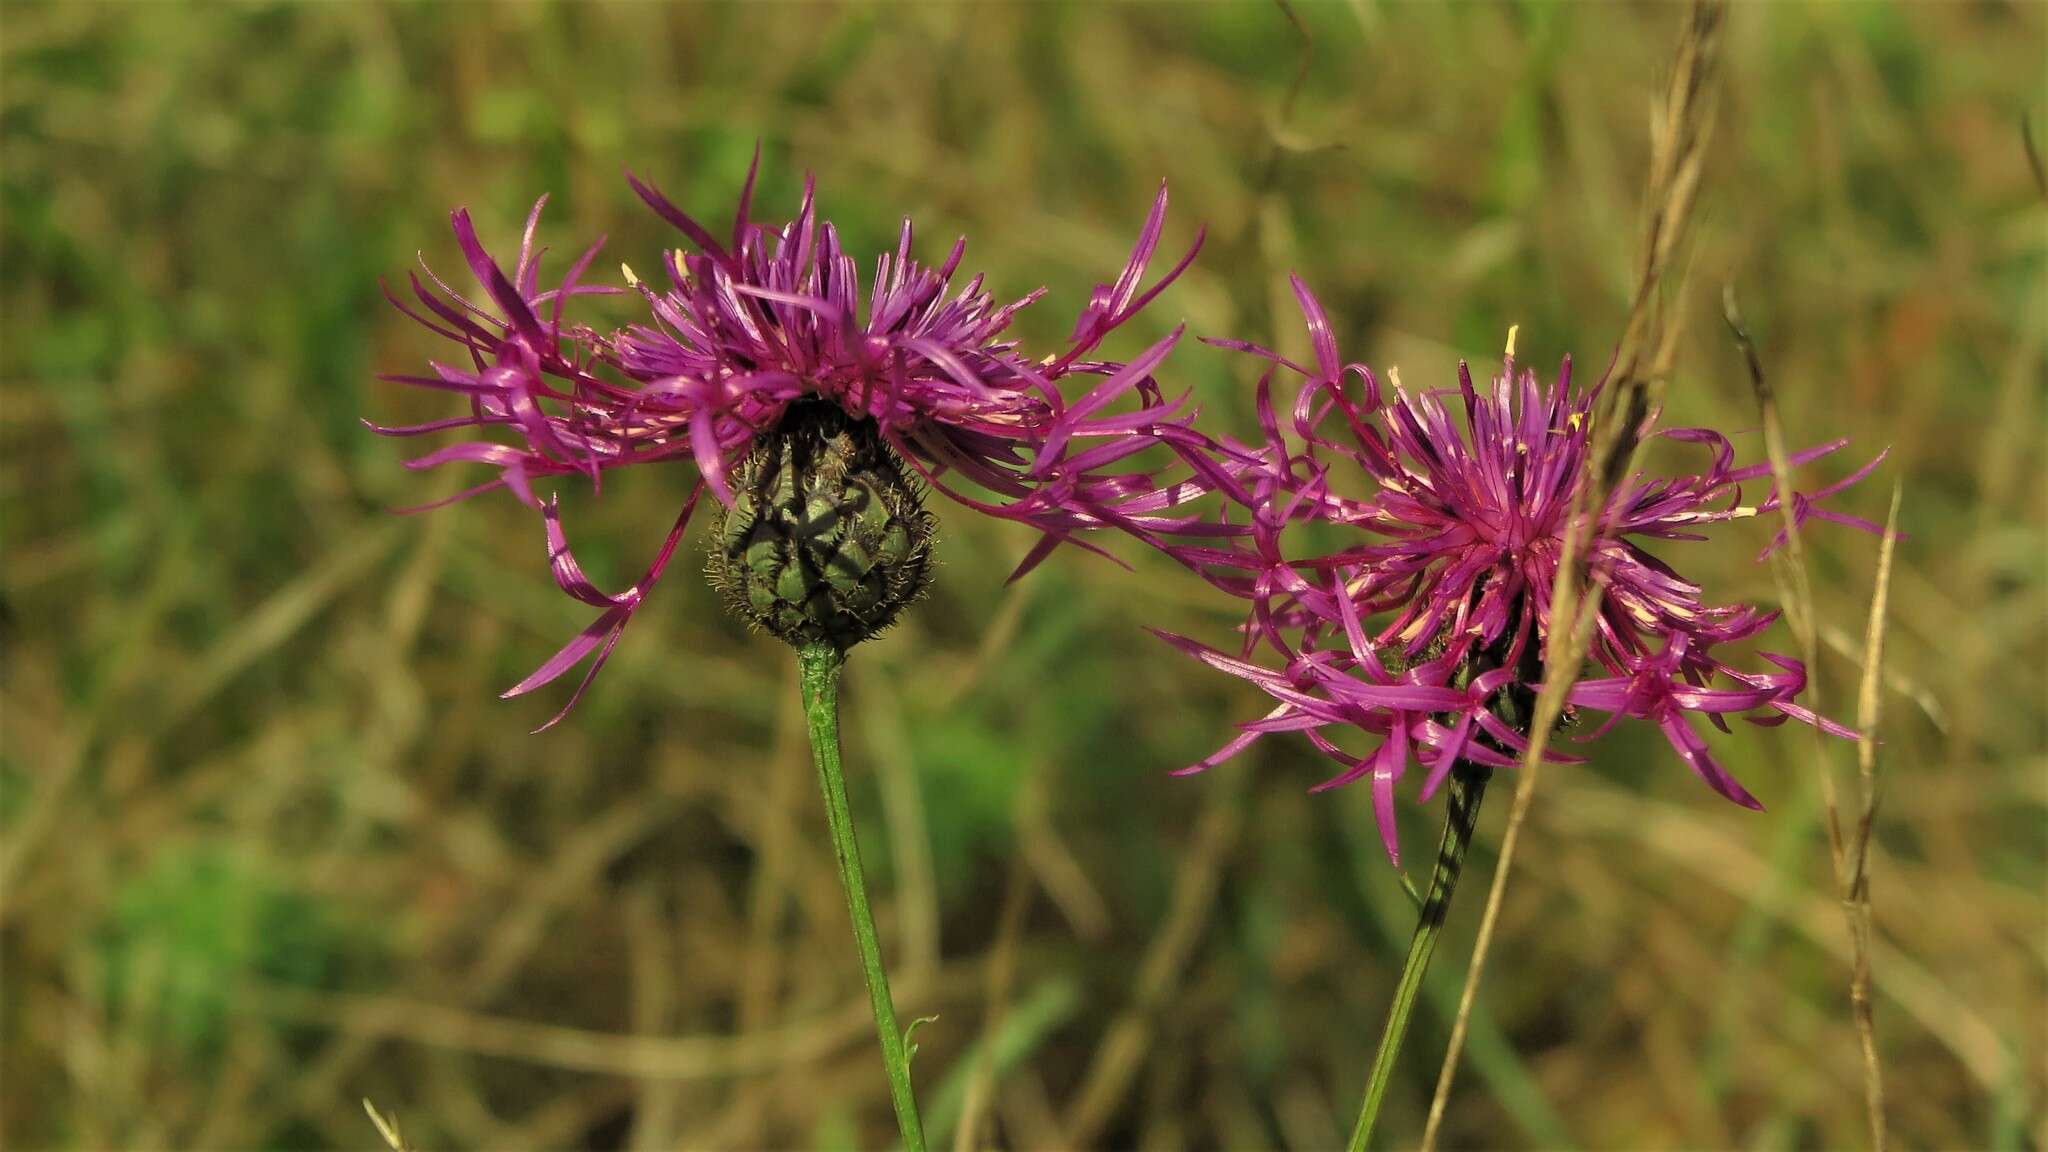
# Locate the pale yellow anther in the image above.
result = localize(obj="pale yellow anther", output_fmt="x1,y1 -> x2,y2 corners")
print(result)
1506,324 -> 1520,359
621,263 -> 641,288
1388,366 -> 1403,389
1568,412 -> 1585,431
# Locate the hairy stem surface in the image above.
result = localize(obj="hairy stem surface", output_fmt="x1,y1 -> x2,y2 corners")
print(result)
1348,766 -> 1489,1151
798,644 -> 928,1151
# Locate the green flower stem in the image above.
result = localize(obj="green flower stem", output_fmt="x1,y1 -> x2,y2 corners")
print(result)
1348,766 -> 1490,1152
798,643 -> 928,1152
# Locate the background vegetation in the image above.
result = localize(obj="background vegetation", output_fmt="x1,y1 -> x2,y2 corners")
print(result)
3,1 -> 2042,1148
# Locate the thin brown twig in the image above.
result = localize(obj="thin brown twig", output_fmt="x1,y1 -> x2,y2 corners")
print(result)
1725,283 -> 1891,1149
1723,283 -> 1846,880
1420,3 -> 1726,1145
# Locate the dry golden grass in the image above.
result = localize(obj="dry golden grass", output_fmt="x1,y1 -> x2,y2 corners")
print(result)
2,2 -> 2041,1148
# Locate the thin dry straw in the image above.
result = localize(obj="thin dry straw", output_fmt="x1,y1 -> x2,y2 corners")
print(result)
1419,2 -> 1727,1146
363,1099 -> 410,1152
1726,282 -> 1891,1150
1852,483 -> 1904,1148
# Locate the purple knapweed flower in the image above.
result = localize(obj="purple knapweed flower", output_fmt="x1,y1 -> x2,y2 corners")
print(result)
1159,279 -> 1883,863
372,155 -> 1219,727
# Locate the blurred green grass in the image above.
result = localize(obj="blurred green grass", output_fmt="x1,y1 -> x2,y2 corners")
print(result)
3,1 -> 2042,1148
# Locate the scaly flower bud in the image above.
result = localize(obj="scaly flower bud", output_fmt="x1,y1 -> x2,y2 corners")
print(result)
708,402 -> 935,651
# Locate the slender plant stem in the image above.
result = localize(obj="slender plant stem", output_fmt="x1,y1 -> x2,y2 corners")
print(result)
1347,766 -> 1490,1152
798,643 -> 928,1152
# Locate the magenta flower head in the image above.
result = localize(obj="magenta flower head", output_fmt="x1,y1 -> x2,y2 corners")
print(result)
1161,279 -> 1884,864
372,154 -> 1213,728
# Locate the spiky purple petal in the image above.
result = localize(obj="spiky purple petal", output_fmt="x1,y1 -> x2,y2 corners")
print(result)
1170,283 -> 1881,859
